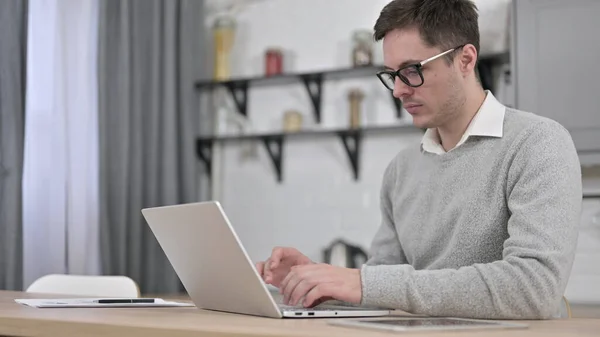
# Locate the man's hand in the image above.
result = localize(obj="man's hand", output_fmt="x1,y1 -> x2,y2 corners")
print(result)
279,263 -> 362,308
255,247 -> 313,288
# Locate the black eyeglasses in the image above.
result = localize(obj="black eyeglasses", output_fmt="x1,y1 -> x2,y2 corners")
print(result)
376,45 -> 464,90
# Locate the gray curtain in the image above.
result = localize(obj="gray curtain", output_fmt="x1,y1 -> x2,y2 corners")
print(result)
0,0 -> 27,291
98,0 -> 207,294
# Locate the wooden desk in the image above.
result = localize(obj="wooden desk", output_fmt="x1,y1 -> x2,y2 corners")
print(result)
1,291 -> 599,337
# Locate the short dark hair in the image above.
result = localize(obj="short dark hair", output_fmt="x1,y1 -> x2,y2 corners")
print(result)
373,0 -> 480,61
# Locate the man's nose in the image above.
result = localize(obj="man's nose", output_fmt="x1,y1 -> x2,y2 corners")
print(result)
392,77 -> 413,100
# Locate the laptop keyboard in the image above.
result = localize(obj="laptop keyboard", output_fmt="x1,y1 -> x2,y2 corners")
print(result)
278,304 -> 368,312
279,304 -> 313,311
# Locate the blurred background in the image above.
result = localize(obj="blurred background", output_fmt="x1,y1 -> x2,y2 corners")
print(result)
0,0 -> 599,314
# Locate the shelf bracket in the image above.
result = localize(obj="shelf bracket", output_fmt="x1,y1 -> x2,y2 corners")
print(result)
224,81 -> 249,117
392,95 -> 403,118
260,135 -> 284,182
195,139 -> 213,176
300,73 -> 323,123
337,130 -> 361,180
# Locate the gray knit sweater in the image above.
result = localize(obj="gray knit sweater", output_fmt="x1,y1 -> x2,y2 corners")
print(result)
360,109 -> 582,319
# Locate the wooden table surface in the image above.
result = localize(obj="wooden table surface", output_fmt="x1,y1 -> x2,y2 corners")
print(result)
1,290 -> 600,337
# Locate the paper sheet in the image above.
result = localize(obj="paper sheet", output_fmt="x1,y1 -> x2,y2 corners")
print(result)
15,298 -> 195,308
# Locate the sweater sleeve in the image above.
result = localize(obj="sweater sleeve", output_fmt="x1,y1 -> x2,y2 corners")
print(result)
359,121 -> 582,319
365,157 -> 408,266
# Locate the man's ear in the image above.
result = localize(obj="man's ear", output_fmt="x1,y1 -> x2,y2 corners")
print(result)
456,44 -> 478,76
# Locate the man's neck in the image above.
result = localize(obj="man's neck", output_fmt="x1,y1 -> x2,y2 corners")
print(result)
437,88 -> 487,151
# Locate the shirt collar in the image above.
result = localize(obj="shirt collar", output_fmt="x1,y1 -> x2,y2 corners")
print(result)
421,90 -> 505,154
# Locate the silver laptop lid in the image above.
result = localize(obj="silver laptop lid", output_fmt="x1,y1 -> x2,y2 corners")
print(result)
142,201 -> 282,318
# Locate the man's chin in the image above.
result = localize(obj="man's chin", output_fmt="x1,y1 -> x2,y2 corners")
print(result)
411,116 -> 432,129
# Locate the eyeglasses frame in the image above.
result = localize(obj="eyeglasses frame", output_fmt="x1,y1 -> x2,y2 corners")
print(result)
376,44 -> 466,89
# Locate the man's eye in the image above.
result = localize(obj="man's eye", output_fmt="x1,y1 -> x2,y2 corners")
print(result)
402,68 -> 419,77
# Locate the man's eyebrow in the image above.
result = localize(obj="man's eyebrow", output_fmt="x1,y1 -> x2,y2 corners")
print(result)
383,60 -> 420,71
398,59 -> 420,68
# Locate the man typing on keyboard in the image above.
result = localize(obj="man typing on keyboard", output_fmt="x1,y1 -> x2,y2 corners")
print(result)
255,0 -> 582,320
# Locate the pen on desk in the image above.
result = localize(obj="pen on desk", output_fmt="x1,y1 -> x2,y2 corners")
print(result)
95,298 -> 155,304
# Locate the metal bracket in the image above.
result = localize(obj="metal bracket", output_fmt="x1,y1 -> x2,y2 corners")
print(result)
224,81 -> 249,117
337,130 -> 361,180
195,139 -> 213,176
300,74 -> 323,123
260,135 -> 284,182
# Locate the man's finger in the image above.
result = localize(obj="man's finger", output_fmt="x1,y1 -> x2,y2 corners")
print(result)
255,262 -> 265,276
288,279 -> 315,307
278,264 -> 297,294
307,297 -> 328,308
303,283 -> 331,308
265,263 -> 274,283
262,258 -> 270,272
281,271 -> 303,305
270,247 -> 283,269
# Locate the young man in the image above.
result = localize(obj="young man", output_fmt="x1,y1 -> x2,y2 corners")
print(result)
256,0 -> 582,319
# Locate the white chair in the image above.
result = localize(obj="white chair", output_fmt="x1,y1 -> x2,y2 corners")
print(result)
26,274 -> 140,298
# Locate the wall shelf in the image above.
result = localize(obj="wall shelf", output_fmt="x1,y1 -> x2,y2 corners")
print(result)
195,65 -> 402,121
194,52 -> 509,183
195,124 -> 418,183
193,51 -> 510,123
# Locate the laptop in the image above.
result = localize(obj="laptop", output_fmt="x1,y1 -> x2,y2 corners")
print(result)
141,201 -> 391,318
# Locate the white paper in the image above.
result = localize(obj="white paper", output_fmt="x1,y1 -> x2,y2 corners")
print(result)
15,298 -> 195,308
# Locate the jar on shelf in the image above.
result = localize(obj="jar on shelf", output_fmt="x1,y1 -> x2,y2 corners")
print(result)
265,48 -> 283,76
213,15 -> 236,81
352,30 -> 373,67
348,89 -> 364,129
283,110 -> 303,132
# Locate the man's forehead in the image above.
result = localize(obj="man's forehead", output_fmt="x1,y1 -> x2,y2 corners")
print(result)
382,27 -> 424,46
382,29 -> 438,68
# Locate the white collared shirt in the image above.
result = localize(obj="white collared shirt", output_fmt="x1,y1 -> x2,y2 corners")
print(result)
421,91 -> 506,155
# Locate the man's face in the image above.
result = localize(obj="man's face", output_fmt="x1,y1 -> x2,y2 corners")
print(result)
382,28 -> 465,129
